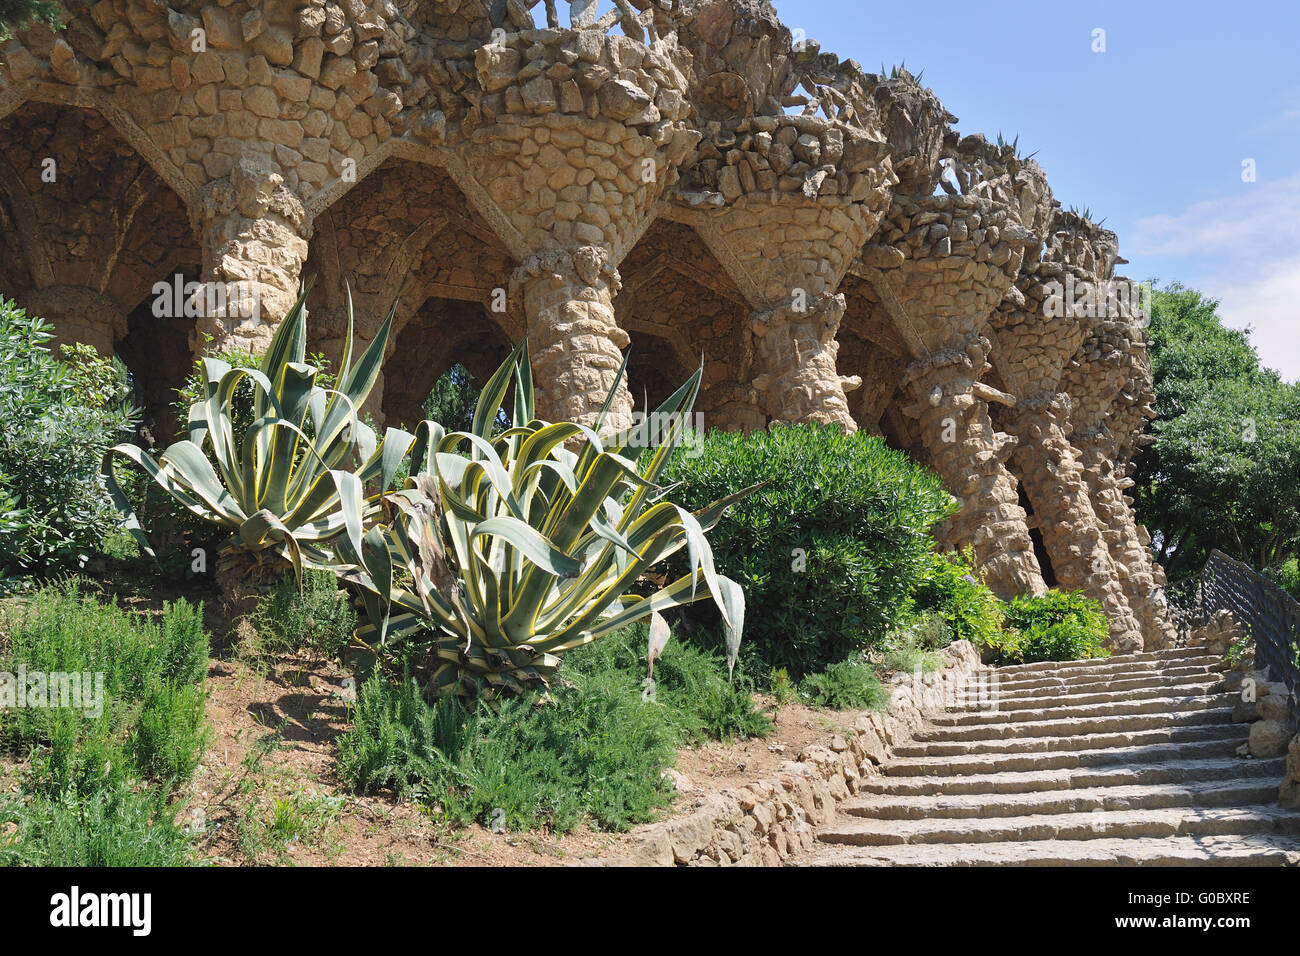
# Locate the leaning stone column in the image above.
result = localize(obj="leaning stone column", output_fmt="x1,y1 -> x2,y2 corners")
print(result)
1014,398 -> 1144,650
462,25 -> 700,431
509,245 -> 633,431
188,154 -> 310,355
747,291 -> 861,428
991,268 -> 1144,650
709,180 -> 895,432
900,332 -> 1046,598
1057,263 -> 1177,647
864,190 -> 1047,598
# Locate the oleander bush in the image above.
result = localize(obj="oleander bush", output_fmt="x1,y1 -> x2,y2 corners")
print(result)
658,424 -> 958,678
0,299 -> 137,577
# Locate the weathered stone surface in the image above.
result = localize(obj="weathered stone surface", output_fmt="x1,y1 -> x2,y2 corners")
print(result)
0,1 -> 1170,648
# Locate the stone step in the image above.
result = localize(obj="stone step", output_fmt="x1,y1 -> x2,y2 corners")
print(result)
992,647 -> 1217,677
817,805 -> 1300,847
803,834 -> 1300,867
858,756 -> 1286,796
940,680 -> 1227,717
913,703 -> 1236,742
843,779 -> 1282,820
990,663 -> 1219,695
883,737 -> 1246,776
893,719 -> 1242,758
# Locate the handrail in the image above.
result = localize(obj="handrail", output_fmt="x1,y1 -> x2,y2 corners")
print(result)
1167,549 -> 1299,729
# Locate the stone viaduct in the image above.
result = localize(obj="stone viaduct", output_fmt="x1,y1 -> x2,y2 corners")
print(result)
0,0 -> 1173,649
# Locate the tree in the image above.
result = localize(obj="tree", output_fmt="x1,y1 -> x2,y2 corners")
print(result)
1133,283 -> 1300,579
423,363 -> 507,433
0,0 -> 58,36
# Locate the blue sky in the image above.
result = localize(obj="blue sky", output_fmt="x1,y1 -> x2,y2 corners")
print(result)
560,1 -> 1300,379
769,0 -> 1300,380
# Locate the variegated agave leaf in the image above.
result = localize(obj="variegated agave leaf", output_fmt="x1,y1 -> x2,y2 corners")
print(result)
102,282 -> 412,582
335,340 -> 754,702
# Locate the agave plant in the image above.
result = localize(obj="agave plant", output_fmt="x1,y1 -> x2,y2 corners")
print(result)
103,285 -> 413,595
334,340 -> 752,702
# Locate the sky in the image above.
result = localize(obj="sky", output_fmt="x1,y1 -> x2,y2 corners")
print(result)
766,0 -> 1300,381
564,0 -> 1300,380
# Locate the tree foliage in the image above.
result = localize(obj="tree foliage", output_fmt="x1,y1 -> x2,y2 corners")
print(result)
0,0 -> 58,36
1133,283 -> 1300,579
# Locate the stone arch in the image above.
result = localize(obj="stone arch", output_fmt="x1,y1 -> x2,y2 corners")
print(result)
302,156 -> 520,422
838,272 -> 914,440
382,298 -> 515,430
0,87 -> 196,210
617,218 -> 751,427
0,101 -> 202,440
302,140 -> 531,263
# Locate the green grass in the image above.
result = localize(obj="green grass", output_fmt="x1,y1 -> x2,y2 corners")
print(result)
336,620 -> 772,834
0,578 -> 209,865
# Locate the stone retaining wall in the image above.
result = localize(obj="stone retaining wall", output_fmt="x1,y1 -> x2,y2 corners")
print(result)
602,639 -> 984,866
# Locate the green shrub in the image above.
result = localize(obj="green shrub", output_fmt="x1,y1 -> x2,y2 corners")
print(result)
882,639 -> 944,675
337,620 -> 771,832
0,784 -> 192,867
249,569 -> 357,660
910,548 -> 1004,649
659,424 -> 957,678
1265,558 -> 1300,601
799,657 -> 890,710
129,681 -> 209,781
984,590 -> 1111,665
0,300 -> 137,575
338,665 -> 679,834
563,621 -> 772,744
0,579 -> 210,794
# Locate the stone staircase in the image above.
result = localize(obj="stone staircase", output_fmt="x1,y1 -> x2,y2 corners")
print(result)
809,647 -> 1300,866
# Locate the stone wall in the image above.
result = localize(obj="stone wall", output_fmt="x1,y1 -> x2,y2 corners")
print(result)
603,639 -> 985,866
0,0 -> 1171,642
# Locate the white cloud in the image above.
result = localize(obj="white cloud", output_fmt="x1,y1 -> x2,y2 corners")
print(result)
1203,258 -> 1300,383
1130,172 -> 1300,261
1128,174 -> 1300,383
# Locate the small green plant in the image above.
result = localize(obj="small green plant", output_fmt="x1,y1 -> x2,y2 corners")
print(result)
882,640 -> 943,675
266,788 -> 345,845
248,568 -> 357,660
1224,633 -> 1254,668
911,549 -> 1004,649
770,667 -> 796,707
799,658 -> 890,711
983,590 -> 1111,665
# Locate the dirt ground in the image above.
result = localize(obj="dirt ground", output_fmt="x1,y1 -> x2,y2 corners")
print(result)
187,650 -> 864,866
4,572 -> 867,867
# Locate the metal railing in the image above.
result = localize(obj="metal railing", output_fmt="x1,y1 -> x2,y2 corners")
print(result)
1167,549 -> 1299,728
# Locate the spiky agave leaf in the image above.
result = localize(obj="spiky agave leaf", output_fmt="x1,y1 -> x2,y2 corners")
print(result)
103,282 -> 413,582
334,344 -> 755,701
